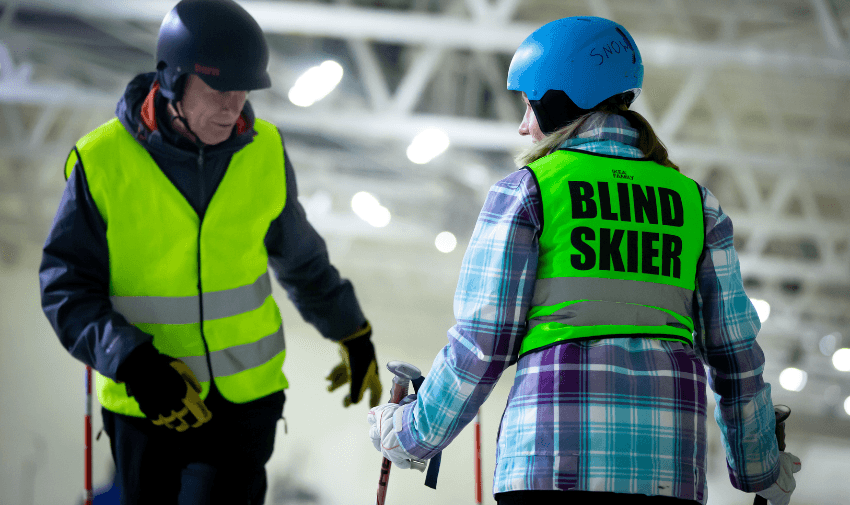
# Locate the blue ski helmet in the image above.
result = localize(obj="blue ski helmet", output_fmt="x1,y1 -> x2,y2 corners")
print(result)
156,0 -> 271,101
507,17 -> 643,133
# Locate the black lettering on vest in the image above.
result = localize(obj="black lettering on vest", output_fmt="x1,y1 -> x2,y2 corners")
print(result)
641,231 -> 660,275
661,234 -> 683,278
617,183 -> 631,222
632,185 -> 658,224
626,229 -> 639,273
597,182 -> 618,221
600,228 -> 625,272
571,227 -> 596,270
569,181 -> 597,219
659,187 -> 684,227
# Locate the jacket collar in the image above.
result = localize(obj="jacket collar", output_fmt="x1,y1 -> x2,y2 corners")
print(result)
140,80 -> 250,137
116,72 -> 256,160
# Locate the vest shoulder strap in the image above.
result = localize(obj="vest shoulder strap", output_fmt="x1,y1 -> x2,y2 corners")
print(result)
65,118 -> 127,181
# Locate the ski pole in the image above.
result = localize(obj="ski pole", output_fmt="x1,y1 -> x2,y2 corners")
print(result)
753,405 -> 790,505
474,409 -> 482,505
377,361 -> 422,505
85,365 -> 93,505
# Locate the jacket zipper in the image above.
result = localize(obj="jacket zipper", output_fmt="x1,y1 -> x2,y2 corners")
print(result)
196,145 -> 215,387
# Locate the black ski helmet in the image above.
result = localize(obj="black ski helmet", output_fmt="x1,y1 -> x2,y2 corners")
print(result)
156,0 -> 271,101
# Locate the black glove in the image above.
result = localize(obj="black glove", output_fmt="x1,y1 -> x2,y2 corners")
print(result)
118,343 -> 212,431
325,321 -> 382,408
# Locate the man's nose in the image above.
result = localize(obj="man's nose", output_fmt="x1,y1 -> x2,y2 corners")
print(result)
220,92 -> 244,112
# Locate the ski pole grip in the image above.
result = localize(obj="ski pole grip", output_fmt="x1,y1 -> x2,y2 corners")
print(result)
377,361 -> 423,505
387,361 -> 421,393
388,376 -> 409,404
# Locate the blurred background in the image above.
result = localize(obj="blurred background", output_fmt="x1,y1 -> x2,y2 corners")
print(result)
1,0 -> 849,503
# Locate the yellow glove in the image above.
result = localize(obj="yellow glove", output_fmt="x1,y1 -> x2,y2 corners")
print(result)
325,322 -> 382,408
149,360 -> 213,432
120,344 -> 213,432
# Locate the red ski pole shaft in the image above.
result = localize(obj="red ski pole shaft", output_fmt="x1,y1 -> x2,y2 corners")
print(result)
474,410 -> 482,505
376,361 -> 422,505
376,376 -> 410,505
85,366 -> 93,505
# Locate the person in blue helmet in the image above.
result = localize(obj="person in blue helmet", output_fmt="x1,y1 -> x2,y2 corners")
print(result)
39,0 -> 382,503
367,16 -> 801,505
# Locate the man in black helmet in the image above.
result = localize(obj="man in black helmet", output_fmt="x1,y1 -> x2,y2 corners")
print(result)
39,0 -> 382,502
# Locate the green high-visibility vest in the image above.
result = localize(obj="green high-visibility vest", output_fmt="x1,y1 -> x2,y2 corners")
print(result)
521,149 -> 704,357
65,117 -> 288,416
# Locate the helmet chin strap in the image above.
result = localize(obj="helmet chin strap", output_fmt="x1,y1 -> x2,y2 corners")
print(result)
170,99 -> 206,149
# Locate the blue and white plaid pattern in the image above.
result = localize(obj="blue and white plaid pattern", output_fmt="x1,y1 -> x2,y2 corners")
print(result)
396,114 -> 780,503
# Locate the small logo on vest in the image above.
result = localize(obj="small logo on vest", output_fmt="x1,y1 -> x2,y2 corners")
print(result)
612,169 -> 634,180
194,63 -> 221,76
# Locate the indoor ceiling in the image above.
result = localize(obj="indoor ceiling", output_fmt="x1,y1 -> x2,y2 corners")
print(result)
1,0 -> 849,427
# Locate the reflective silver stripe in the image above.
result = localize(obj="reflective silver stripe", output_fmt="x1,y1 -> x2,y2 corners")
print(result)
209,325 -> 285,378
110,272 -> 272,324
111,293 -> 199,325
532,277 -> 693,318
527,300 -> 688,330
180,355 -> 211,383
175,325 -> 285,383
203,272 -> 271,321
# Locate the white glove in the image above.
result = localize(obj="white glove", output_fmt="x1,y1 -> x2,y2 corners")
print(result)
756,452 -> 802,505
367,403 -> 425,471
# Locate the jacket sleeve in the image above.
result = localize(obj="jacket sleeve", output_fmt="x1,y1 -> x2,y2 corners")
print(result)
692,185 -> 780,493
39,158 -> 153,380
396,169 -> 539,459
264,140 -> 366,341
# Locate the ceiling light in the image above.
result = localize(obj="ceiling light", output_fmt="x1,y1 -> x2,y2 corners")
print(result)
750,298 -> 770,323
832,348 -> 850,372
435,231 -> 457,253
778,367 -> 807,392
406,129 -> 450,164
820,333 -> 839,356
845,396 -> 850,417
288,60 -> 344,107
351,191 -> 391,228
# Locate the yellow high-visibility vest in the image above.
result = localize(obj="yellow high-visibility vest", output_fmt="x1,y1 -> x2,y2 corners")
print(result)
65,117 -> 288,416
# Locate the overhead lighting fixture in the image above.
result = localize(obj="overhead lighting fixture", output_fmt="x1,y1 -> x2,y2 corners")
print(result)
750,298 -> 770,323
407,129 -> 450,164
778,367 -> 807,392
435,231 -> 457,253
832,348 -> 850,372
288,60 -> 344,107
351,191 -> 390,228
820,333 -> 840,356
845,396 -> 850,417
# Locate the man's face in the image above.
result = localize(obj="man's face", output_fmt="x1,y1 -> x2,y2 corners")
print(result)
518,93 -> 545,142
177,75 -> 248,146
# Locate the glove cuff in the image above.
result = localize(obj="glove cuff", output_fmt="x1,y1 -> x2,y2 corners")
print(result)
117,342 -> 163,383
339,320 -> 372,344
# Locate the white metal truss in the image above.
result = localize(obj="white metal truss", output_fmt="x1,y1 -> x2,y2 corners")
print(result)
0,0 -> 849,420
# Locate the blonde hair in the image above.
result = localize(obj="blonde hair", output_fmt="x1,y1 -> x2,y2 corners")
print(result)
515,96 -> 679,171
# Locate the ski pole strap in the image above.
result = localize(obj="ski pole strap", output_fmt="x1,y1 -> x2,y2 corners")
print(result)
410,376 -> 441,489
411,375 -> 425,393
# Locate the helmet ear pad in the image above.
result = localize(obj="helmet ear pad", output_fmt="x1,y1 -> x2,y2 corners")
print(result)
156,62 -> 187,103
529,90 -> 593,135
